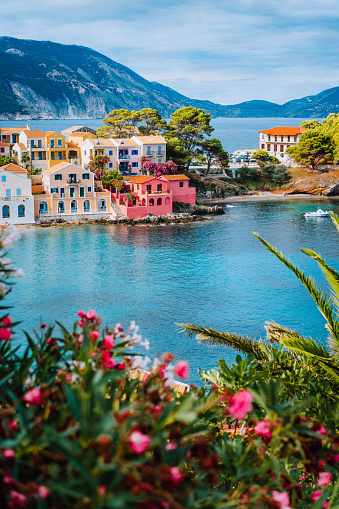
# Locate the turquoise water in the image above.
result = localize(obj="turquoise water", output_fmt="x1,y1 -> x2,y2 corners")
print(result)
8,198 -> 339,383
0,117 -> 322,153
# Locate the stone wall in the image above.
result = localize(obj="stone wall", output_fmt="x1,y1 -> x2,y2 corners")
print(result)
36,213 -> 113,224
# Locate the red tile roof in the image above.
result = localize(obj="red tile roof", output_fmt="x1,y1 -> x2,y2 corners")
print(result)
259,127 -> 307,135
161,175 -> 190,181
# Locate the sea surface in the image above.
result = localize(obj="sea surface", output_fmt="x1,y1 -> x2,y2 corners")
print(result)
0,117 -> 322,153
8,198 -> 339,384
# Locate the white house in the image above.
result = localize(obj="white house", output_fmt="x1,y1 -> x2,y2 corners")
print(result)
0,163 -> 34,224
0,142 -> 11,157
132,135 -> 166,164
81,138 -> 117,171
258,127 -> 307,165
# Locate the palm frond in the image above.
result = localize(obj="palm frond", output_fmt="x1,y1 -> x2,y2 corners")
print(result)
253,232 -> 339,349
265,321 -> 330,358
301,248 -> 339,360
331,211 -> 339,234
179,323 -> 271,361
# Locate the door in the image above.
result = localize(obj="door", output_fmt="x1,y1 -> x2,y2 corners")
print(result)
70,187 -> 75,198
71,200 -> 78,212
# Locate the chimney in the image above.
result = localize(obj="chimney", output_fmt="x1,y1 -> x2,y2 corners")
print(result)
26,124 -> 30,130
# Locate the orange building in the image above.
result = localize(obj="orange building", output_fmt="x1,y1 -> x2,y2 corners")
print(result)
34,162 -> 113,218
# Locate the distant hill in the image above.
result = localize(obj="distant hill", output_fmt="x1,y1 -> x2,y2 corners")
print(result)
0,37 -> 338,120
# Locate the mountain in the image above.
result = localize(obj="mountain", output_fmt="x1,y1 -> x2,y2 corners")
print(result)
0,36 -> 339,120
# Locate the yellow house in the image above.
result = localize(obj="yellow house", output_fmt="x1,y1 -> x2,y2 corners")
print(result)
44,131 -> 67,168
34,162 -> 113,218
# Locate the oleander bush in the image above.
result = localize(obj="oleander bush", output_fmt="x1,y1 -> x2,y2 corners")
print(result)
0,228 -> 338,508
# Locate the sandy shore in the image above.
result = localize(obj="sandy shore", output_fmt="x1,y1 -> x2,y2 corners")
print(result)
199,192 -> 339,204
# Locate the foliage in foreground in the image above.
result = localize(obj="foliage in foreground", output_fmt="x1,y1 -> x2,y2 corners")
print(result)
0,228 -> 338,508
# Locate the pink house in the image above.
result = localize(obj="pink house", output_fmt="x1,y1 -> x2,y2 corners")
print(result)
109,174 -> 196,219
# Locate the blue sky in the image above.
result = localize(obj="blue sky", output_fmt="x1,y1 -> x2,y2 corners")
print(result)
2,0 -> 339,105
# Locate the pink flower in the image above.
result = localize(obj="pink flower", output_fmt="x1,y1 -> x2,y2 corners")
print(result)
2,316 -> 11,326
174,360 -> 189,380
86,310 -> 97,321
271,490 -> 292,509
104,335 -> 115,350
254,419 -> 271,439
129,430 -> 151,454
163,352 -> 175,363
170,466 -> 183,485
0,327 -> 12,341
333,454 -> 339,463
311,490 -> 322,502
3,449 -> 16,458
37,486 -> 50,499
89,331 -> 100,341
3,474 -> 13,485
165,443 -> 178,451
98,485 -> 106,496
77,310 -> 86,318
78,334 -> 84,344
323,501 -> 329,509
23,388 -> 43,406
9,490 -> 27,508
227,390 -> 253,420
100,351 -> 115,370
316,425 -> 327,435
318,472 -> 332,487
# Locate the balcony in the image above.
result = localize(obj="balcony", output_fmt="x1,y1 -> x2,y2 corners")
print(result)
67,179 -> 81,184
1,196 -> 32,201
118,154 -> 130,159
156,151 -> 165,156
48,143 -> 66,149
30,145 -> 45,150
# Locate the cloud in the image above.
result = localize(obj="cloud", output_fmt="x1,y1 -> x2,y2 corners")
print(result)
2,0 -> 339,105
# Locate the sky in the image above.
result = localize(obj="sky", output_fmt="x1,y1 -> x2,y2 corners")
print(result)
2,0 -> 339,106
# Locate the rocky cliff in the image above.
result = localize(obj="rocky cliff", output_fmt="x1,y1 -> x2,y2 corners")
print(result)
1,37 -> 339,120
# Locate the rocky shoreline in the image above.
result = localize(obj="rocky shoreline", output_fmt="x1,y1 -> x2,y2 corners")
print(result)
36,205 -> 225,227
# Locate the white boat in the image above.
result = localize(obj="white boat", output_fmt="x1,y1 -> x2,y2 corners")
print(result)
226,204 -> 236,208
304,208 -> 331,218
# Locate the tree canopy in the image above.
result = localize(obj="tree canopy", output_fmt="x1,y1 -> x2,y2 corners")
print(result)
0,155 -> 13,167
287,128 -> 334,170
167,107 -> 214,169
197,138 -> 229,175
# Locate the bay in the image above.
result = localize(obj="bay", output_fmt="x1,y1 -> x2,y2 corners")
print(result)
8,197 -> 339,384
0,117 -> 322,153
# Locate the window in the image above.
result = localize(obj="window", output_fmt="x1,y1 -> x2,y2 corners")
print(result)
16,189 -> 21,196
158,159 -> 161,163
275,136 -> 278,141
70,187 -> 75,198
132,162 -> 138,167
98,199 -> 106,211
146,185 -> 152,193
294,136 -> 297,142
60,187 -> 65,197
109,150 -> 113,156
55,174 -> 62,181
280,145 -> 284,152
31,153 -> 35,160
80,187 -> 85,197
179,182 -> 183,188
268,135 -> 271,141
147,146 -> 151,155
262,134 -> 264,140
31,141 -> 35,148
274,144 -> 277,151
51,140 -> 55,148
157,184 -> 162,192
71,200 -> 78,213
51,152 -> 55,160
84,150 -> 87,155
57,201 -> 65,213
132,150 -> 138,155
51,187 -> 58,194
37,140 -> 42,148
157,197 -> 162,205
2,205 -> 9,218
83,200 -> 90,212
1,176 -> 5,182
281,136 -> 283,142
109,163 -> 113,168
6,189 -> 11,198
82,173 -> 89,180
68,173 -> 76,183
18,205 -> 25,217
287,136 -> 290,142
39,202 -> 48,214
58,139 -> 62,147
58,151 -> 63,160
0,148 -> 4,154
267,144 -> 271,151
261,144 -> 265,149
87,186 -> 92,193
158,146 -> 162,155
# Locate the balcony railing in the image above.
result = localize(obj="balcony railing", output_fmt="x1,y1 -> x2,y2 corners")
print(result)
67,179 -> 81,184
30,146 -> 46,151
48,143 -> 66,149
118,155 -> 130,159
1,196 -> 32,201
